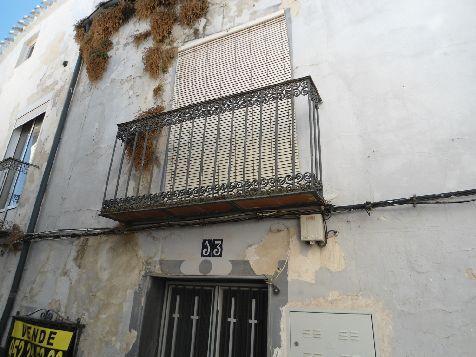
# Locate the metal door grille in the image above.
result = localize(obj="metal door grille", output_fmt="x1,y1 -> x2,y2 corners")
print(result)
158,283 -> 268,357
217,287 -> 268,357
160,285 -> 215,357
166,14 -> 298,192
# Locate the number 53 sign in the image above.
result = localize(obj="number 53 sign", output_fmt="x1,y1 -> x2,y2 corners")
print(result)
201,239 -> 223,257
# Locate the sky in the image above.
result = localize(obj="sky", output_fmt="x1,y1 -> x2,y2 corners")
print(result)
0,1 -> 42,40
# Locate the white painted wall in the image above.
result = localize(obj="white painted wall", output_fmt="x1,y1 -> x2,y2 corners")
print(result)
290,0 -> 476,203
0,0 -> 475,356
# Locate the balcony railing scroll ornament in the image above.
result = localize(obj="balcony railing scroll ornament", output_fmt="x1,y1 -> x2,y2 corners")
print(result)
102,172 -> 322,214
116,76 -> 322,140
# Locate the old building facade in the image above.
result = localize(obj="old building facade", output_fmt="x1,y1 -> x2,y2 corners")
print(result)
0,0 -> 475,356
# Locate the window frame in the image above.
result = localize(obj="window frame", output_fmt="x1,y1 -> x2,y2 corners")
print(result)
0,114 -> 43,211
25,42 -> 35,60
16,33 -> 38,67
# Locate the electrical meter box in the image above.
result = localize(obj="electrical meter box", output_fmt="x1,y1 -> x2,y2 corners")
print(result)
300,214 -> 325,244
289,310 -> 377,357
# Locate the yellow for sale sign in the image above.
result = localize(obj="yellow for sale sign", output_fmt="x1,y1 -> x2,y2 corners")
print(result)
6,317 -> 78,357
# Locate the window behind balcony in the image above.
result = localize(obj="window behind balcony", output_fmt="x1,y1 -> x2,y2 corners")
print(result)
0,114 -> 43,209
173,14 -> 292,107
165,13 -> 298,191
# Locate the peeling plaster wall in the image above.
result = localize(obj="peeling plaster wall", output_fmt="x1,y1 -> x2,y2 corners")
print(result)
9,206 -> 476,356
0,250 -> 20,325
12,220 -> 289,356
0,0 -> 475,356
283,205 -> 476,357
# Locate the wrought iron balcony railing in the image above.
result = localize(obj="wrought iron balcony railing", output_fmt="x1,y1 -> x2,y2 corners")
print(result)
0,157 -> 38,229
100,76 -> 324,224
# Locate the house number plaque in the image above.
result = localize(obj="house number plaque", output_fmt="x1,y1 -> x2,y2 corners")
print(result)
201,239 -> 223,257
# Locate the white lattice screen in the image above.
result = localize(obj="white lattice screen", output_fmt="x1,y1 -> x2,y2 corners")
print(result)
166,13 -> 297,191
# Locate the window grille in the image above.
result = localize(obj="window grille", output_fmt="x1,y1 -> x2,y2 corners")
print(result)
158,282 -> 268,357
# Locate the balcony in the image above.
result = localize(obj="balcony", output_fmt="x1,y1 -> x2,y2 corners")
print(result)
100,76 -> 324,224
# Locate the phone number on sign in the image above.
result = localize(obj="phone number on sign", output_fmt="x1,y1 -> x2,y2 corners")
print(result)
8,338 -> 64,357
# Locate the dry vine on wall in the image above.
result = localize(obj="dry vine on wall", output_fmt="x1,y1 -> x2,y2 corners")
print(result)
74,0 -> 209,170
2,224 -> 24,252
125,105 -> 164,170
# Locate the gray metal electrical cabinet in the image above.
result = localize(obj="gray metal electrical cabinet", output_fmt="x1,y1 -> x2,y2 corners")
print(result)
289,310 -> 377,357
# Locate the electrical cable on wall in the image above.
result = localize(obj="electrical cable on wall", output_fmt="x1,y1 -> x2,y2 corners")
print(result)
1,188 -> 475,243
328,188 -> 476,214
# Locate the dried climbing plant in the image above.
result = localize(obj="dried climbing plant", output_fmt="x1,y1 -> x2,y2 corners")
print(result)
150,8 -> 176,43
6,224 -> 24,252
135,0 -> 178,19
74,0 -> 209,168
74,0 -> 135,81
178,0 -> 208,27
125,129 -> 161,171
133,30 -> 151,47
74,0 -> 208,86
143,45 -> 177,78
153,83 -> 163,98
125,105 -> 165,171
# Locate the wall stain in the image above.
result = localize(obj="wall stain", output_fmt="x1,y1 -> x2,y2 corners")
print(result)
73,237 -> 89,269
465,268 -> 476,280
288,231 -> 345,283
41,31 -> 66,66
280,0 -> 300,16
246,223 -> 290,276
47,298 -> 62,311
121,329 -> 138,353
65,234 -> 145,355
